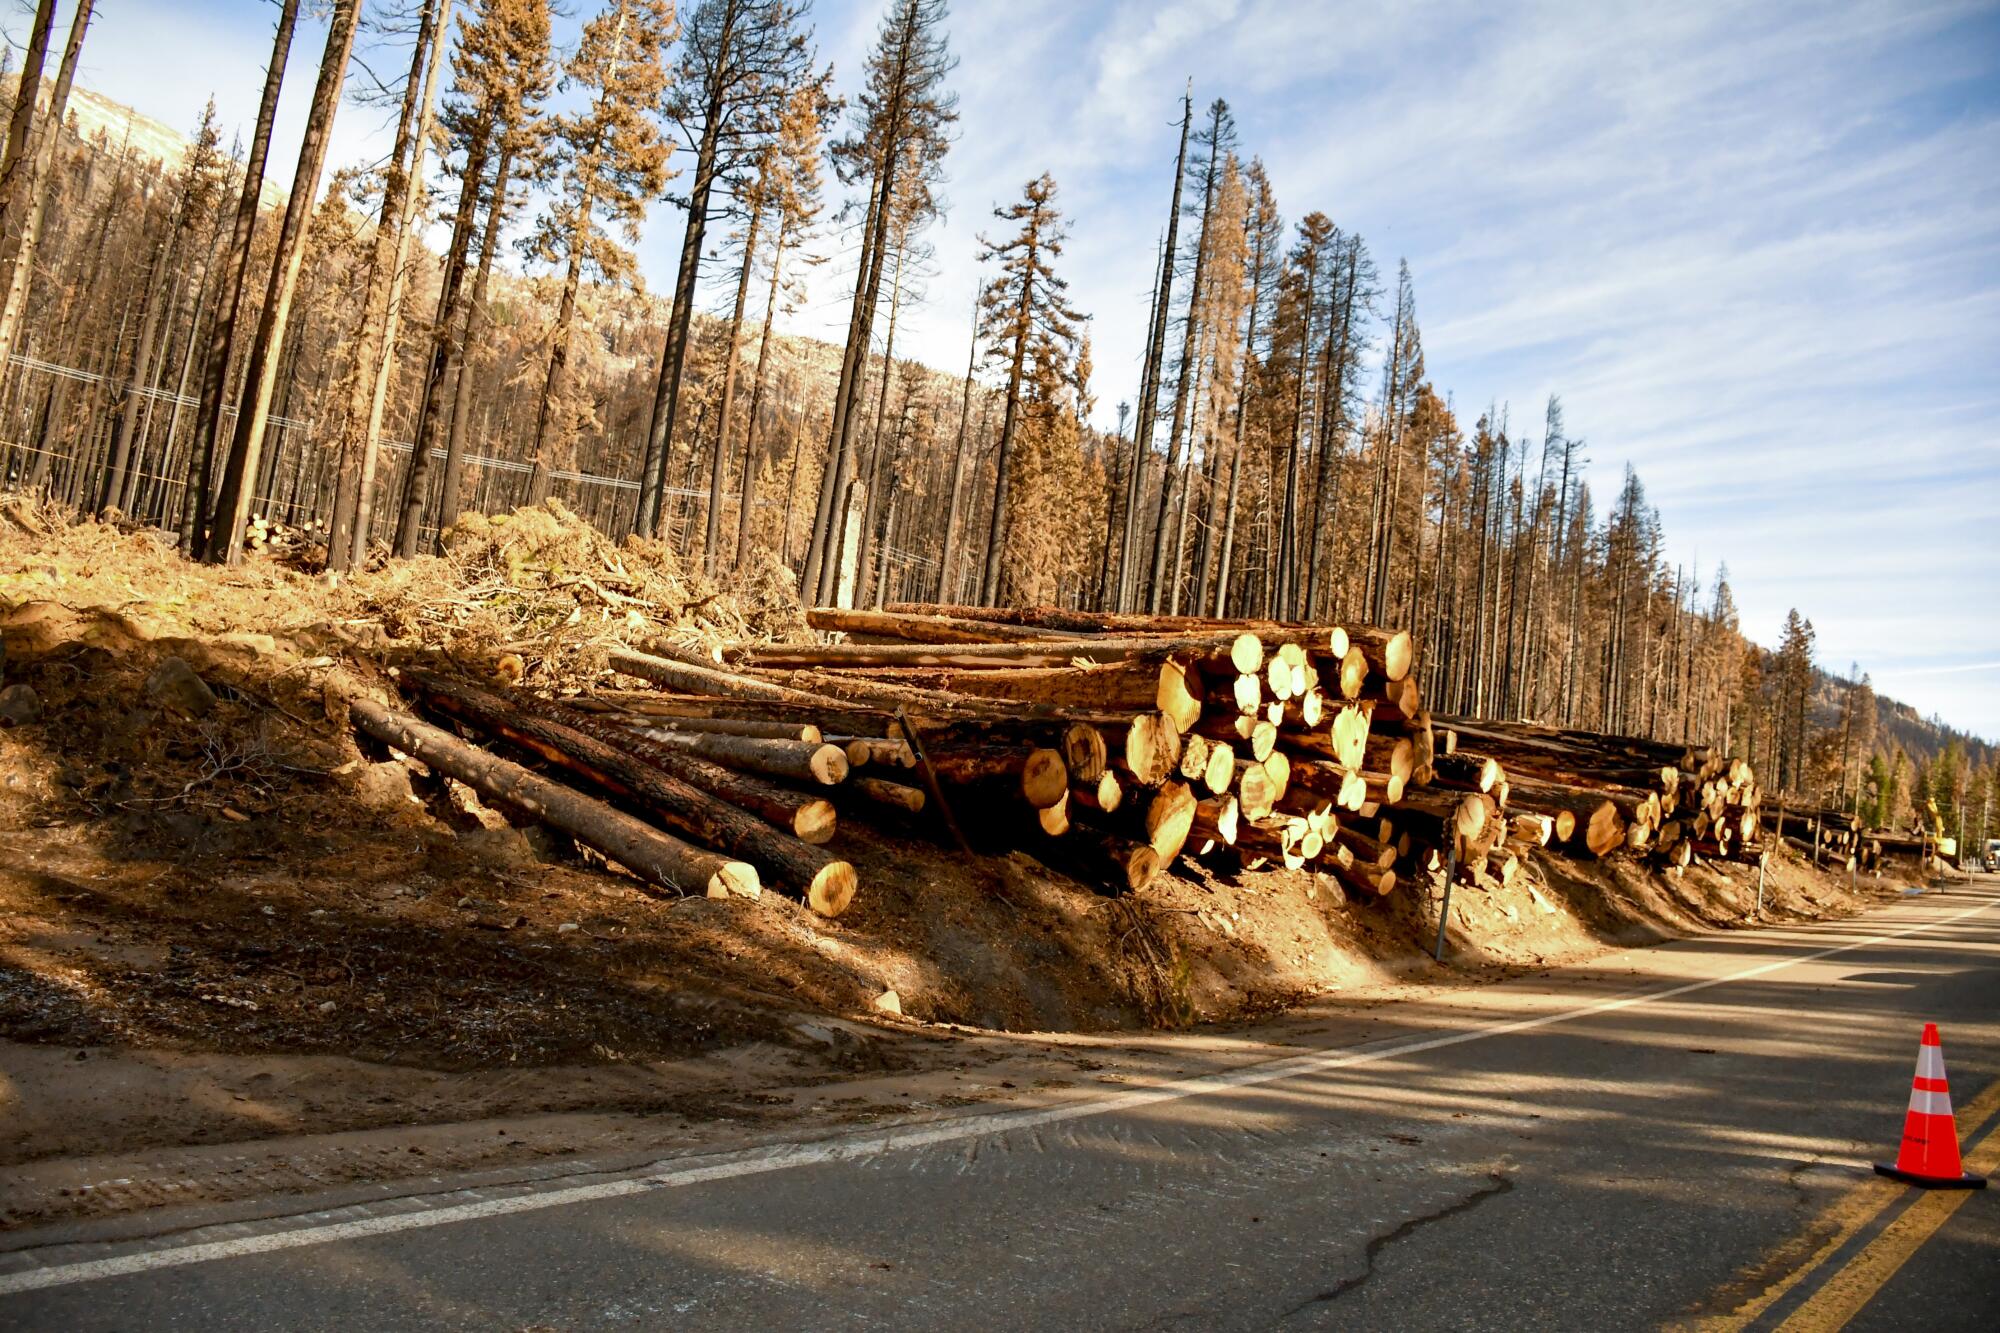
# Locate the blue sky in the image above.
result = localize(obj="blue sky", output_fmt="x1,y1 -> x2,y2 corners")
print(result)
38,0 -> 2000,740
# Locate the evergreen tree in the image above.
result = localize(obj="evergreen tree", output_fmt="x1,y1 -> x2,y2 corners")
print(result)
800,0 -> 956,604
635,0 -> 816,540
973,172 -> 1082,605
520,0 -> 675,504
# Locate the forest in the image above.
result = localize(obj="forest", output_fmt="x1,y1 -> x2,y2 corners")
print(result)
0,0 -> 1990,850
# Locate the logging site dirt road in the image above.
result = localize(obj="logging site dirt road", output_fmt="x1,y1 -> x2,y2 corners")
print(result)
4,875 -> 1995,1330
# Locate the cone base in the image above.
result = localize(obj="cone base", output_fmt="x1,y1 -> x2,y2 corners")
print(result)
1874,1162 -> 1988,1190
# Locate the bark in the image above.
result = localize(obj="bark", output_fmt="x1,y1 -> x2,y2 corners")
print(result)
205,0 -> 354,565
408,673 -> 855,914
350,697 -> 757,898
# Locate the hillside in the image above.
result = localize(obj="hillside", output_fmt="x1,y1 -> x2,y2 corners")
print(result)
1804,664 -> 1992,769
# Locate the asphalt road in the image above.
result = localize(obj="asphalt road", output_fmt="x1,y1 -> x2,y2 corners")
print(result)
4,878 -> 1998,1330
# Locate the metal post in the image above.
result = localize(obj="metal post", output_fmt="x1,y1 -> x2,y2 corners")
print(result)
1434,842 -> 1458,961
1754,854 -> 1766,918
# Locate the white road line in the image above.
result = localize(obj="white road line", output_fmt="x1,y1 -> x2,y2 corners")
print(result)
4,891 -> 1995,1296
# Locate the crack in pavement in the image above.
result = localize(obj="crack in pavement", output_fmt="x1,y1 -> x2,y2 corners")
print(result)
1279,1169 -> 1516,1320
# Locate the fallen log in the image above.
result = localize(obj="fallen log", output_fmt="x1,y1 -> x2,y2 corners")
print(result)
349,697 -> 759,901
525,698 -> 839,845
622,722 -> 850,786
404,673 -> 856,915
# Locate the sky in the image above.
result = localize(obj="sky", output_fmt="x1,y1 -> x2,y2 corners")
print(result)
31,0 -> 2000,740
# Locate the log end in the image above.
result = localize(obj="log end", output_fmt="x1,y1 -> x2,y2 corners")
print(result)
1229,632 -> 1265,675
810,743 -> 851,785
1382,630 -> 1413,682
794,798 -> 839,845
1022,747 -> 1070,809
807,860 -> 859,918
711,861 -> 762,901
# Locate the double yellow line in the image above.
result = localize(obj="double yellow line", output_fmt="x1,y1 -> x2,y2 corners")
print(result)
1695,1075 -> 2000,1331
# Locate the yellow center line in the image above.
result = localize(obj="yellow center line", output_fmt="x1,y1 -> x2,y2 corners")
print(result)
1774,1107 -> 1999,1332
1686,1074 -> 2000,1331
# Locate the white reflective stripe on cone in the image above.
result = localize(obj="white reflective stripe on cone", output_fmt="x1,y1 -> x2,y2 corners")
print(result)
1919,1045 -> 1946,1080
1908,1089 -> 1954,1116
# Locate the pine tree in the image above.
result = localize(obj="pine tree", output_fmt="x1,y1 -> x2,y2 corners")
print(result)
633,0 -> 815,540
732,73 -> 834,569
520,0 -> 674,506
1145,97 -> 1234,612
183,0 -> 301,556
800,0 -> 956,605
328,0 -> 457,571
392,0 -> 555,556
973,172 -> 1081,605
0,0 -> 89,380
206,0 -> 361,566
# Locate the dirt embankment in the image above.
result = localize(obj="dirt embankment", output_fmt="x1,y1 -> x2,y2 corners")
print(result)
0,496 -> 1912,1234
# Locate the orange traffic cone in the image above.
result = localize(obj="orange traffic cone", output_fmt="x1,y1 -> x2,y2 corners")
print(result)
1873,1023 -> 1987,1189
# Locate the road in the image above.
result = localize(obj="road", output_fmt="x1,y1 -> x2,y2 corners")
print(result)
4,878 -> 1998,1329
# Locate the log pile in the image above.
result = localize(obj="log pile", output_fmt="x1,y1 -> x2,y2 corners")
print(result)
1421,716 -> 1766,875
582,602 -> 1446,903
351,602 -> 1784,926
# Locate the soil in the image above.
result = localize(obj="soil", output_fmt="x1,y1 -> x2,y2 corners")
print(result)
0,496 -> 1920,1238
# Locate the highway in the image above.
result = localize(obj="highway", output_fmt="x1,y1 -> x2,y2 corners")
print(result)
3,878 -> 1996,1329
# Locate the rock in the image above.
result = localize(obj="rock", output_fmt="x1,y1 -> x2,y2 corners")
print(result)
872,989 -> 903,1017
460,824 -> 534,866
0,684 -> 41,726
144,656 -> 216,718
352,759 -> 416,810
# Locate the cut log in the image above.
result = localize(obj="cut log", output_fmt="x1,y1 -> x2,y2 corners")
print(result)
349,697 -> 758,901
405,674 -> 854,914
1038,827 -> 1160,894
1144,781 -> 1199,863
1432,751 -> 1502,793
1038,790 -> 1071,837
808,606 -> 1073,642
1201,738 -> 1236,795
1178,732 -> 1211,783
844,775 -> 927,814
575,709 -> 824,744
584,690 -> 893,737
1073,770 -> 1125,815
924,745 -> 1070,810
1063,721 -> 1108,782
546,706 -> 840,845
1122,711 -> 1183,786
623,723 -> 849,786
1191,793 -> 1240,847
610,647 -> 852,711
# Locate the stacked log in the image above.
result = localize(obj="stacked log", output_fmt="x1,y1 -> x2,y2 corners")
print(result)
1424,716 -> 1764,875
542,604 -> 1442,900
357,601 -> 1790,925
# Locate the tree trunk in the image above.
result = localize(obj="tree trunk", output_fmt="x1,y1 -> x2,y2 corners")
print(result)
181,1 -> 297,552
1119,91 -> 1189,612
349,697 -> 758,899
206,0 -> 359,566
392,105 -> 495,556
703,183 -> 764,572
408,672 -> 856,914
436,142 -> 515,541
0,0 -> 84,380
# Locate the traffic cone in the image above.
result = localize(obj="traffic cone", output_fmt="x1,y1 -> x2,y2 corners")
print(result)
1873,1023 -> 1987,1189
